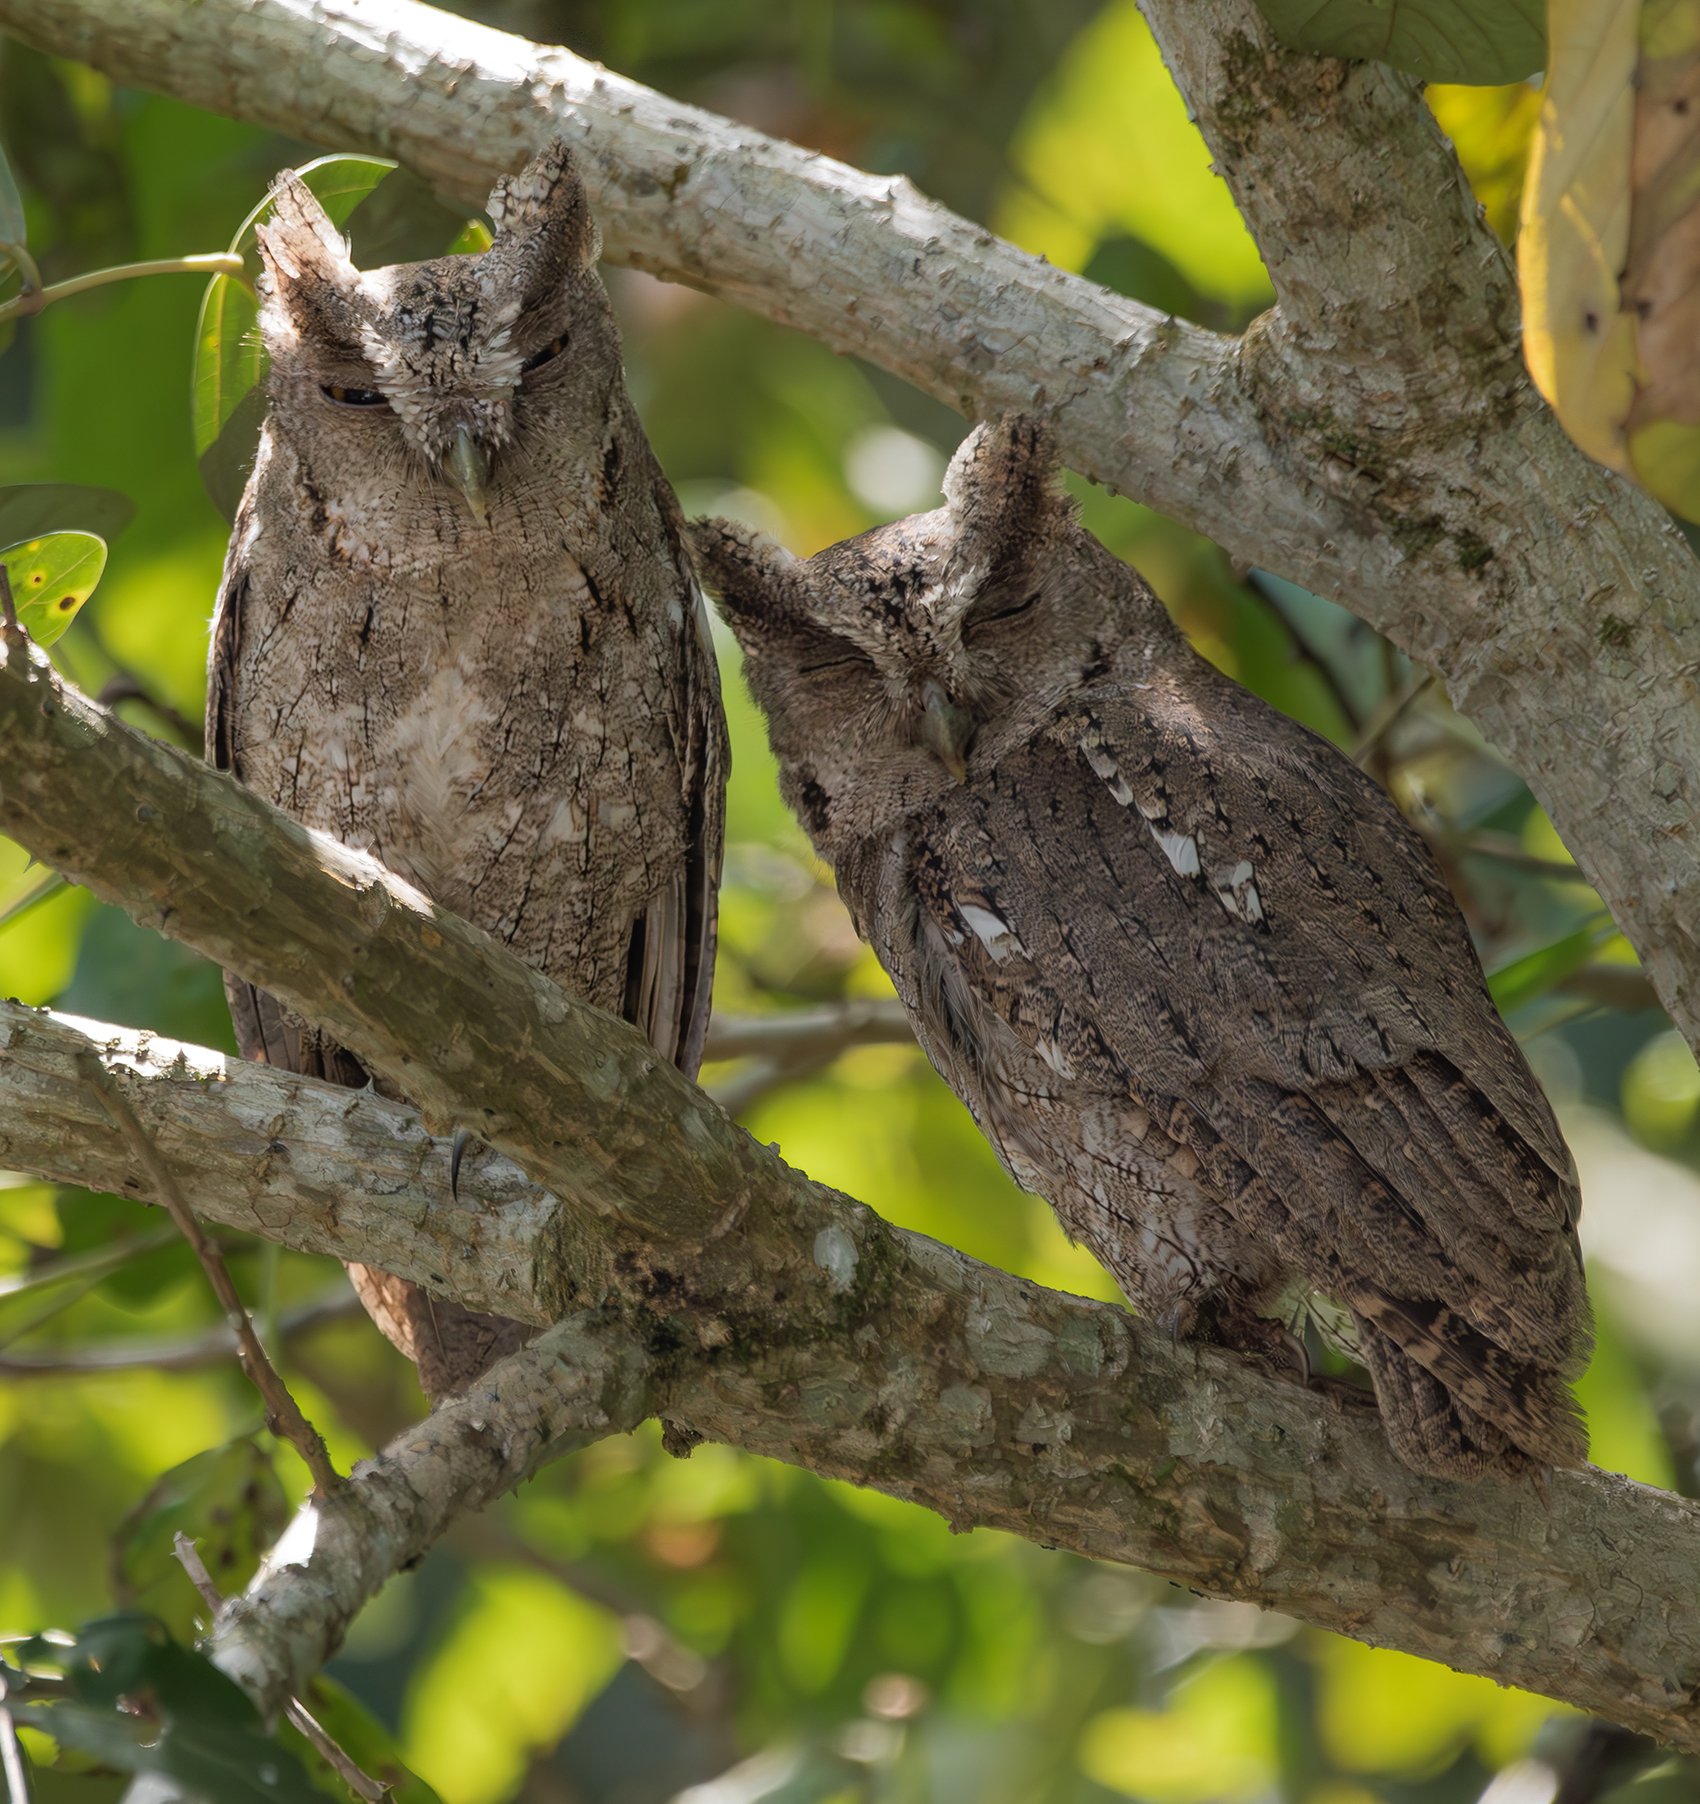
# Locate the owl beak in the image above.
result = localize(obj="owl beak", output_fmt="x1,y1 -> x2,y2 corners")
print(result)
447,425 -> 491,524
920,680 -> 975,783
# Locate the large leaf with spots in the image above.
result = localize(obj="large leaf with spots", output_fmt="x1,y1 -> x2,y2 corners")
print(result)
0,530 -> 106,646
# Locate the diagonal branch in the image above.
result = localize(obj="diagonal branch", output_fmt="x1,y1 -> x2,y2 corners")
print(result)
209,1315 -> 657,1721
1,652 -> 1699,1746
1,0 -> 1697,1051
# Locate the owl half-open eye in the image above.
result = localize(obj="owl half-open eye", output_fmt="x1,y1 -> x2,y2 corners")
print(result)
964,589 -> 1041,634
521,333 -> 569,375
320,384 -> 389,408
797,649 -> 873,677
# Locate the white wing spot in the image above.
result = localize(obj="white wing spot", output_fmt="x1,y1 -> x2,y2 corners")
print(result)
1081,740 -> 1136,805
1149,825 -> 1201,878
958,902 -> 1026,962
1211,858 -> 1265,923
1081,735 -> 1203,880
1033,1035 -> 1075,1078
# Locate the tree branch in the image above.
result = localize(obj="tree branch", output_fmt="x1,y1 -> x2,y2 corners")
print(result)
209,1315 -> 657,1721
1,0 -> 1697,1051
1,655 -> 1699,1747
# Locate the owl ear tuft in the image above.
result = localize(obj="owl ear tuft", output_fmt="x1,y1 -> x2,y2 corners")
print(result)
255,172 -> 356,292
944,414 -> 1069,531
940,413 -> 1074,591
686,518 -> 815,645
254,171 -> 364,346
487,138 -> 600,270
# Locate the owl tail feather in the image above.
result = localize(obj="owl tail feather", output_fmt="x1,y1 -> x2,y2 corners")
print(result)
348,1264 -> 531,1403
1351,1296 -> 1588,1479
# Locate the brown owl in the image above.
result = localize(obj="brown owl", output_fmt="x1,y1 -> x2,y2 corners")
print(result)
208,142 -> 727,1400
688,415 -> 1589,1481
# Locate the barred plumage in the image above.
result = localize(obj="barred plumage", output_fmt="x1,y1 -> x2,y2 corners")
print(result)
690,414 -> 1588,1480
209,142 -> 726,1399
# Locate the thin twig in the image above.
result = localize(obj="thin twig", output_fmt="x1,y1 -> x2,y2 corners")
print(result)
0,240 -> 42,296
0,1289 -> 360,1376
0,870 -> 66,933
1239,568 -> 1368,734
77,1053 -> 341,1495
0,1223 -> 181,1303
95,673 -> 200,749
0,568 -> 20,650
703,999 -> 913,1063
172,1532 -> 227,1617
1453,830 -> 1592,884
704,1002 -> 917,1115
1353,669 -> 1436,767
0,1664 -> 31,1804
172,1536 -> 387,1804
711,1050 -> 840,1118
280,1694 -> 388,1803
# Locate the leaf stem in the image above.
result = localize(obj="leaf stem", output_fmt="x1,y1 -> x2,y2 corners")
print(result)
0,252 -> 249,324
0,240 -> 41,295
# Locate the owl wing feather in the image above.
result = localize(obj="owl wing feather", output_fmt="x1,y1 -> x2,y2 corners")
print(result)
641,584 -> 727,1080
895,672 -> 1588,1468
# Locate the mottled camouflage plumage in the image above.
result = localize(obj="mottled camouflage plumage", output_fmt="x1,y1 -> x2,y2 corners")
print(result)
690,415 -> 1588,1480
209,142 -> 726,1400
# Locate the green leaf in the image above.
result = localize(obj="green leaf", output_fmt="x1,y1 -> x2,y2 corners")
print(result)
192,155 -> 486,520
340,163 -> 481,267
1254,0 -> 1545,84
0,483 -> 135,544
0,868 -> 65,932
11,1616 -> 324,1804
0,134 -> 25,247
0,530 -> 107,647
113,1440 -> 290,1644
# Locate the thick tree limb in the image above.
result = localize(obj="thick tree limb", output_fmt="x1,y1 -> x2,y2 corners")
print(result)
11,1004 -> 1700,1749
3,647 -> 1700,1747
1,0 -> 1697,1053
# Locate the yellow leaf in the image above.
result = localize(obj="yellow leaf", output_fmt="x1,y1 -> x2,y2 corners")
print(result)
1622,0 -> 1700,506
1519,0 -> 1640,473
1521,0 -> 1700,517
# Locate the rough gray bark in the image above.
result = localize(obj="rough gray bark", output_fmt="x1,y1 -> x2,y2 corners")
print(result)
3,638 -> 1700,1750
0,0 -> 1696,1053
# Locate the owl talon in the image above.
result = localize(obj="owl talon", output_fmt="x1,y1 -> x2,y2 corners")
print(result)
450,1127 -> 472,1201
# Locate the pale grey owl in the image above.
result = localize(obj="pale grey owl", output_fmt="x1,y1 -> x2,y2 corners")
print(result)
208,142 -> 727,1400
689,415 -> 1589,1481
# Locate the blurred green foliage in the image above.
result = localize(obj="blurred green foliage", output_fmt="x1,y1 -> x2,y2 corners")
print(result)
0,4 -> 1696,1801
